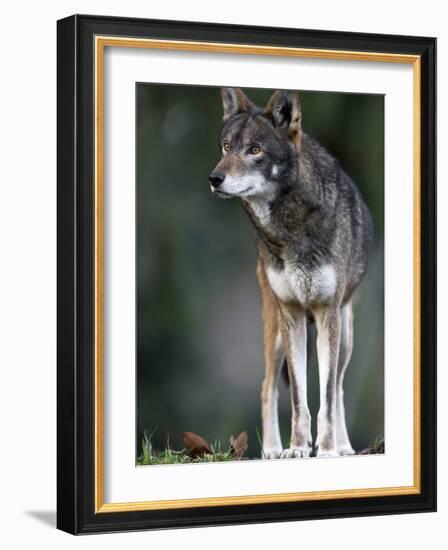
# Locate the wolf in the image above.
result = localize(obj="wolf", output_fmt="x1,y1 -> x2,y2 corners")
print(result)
209,88 -> 373,458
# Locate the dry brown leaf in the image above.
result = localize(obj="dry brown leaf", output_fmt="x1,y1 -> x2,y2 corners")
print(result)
230,431 -> 248,459
183,431 -> 212,458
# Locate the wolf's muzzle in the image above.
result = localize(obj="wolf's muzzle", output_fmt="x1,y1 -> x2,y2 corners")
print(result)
209,171 -> 225,188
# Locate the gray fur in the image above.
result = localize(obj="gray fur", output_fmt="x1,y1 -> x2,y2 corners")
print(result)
213,89 -> 372,296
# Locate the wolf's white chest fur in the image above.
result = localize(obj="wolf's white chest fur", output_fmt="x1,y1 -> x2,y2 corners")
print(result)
266,261 -> 337,307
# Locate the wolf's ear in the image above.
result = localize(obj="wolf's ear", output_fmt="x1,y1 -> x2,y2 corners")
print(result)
221,88 -> 254,122
265,90 -> 302,148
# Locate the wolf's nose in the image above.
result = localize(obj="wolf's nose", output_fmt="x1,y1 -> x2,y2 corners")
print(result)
209,172 -> 225,188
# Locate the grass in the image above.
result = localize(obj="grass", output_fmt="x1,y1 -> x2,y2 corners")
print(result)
137,433 -> 237,466
360,437 -> 385,454
137,446 -> 236,465
136,428 -> 385,465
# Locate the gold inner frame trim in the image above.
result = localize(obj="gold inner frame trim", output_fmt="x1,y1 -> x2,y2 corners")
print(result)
94,35 -> 422,513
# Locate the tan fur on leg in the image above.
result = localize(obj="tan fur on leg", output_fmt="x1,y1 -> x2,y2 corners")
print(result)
257,261 -> 283,458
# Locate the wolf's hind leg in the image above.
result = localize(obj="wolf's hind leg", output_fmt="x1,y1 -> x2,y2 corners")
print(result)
336,300 -> 355,455
257,261 -> 283,459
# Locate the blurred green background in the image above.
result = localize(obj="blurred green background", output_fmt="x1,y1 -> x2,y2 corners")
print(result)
136,84 -> 384,460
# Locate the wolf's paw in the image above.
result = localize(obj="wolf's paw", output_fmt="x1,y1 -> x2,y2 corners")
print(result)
279,446 -> 311,459
338,445 -> 356,456
316,448 -> 340,458
262,447 -> 282,459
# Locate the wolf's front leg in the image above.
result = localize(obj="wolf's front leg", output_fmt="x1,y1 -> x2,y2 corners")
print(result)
314,306 -> 342,457
278,304 -> 312,458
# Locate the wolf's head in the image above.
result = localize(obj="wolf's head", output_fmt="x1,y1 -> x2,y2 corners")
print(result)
209,88 -> 301,200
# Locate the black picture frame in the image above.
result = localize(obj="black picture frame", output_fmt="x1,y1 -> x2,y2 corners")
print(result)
57,14 -> 436,534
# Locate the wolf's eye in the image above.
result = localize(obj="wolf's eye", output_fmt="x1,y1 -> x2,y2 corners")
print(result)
223,142 -> 231,153
249,145 -> 261,155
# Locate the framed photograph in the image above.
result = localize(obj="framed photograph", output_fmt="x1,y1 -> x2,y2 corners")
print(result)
57,14 -> 436,534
